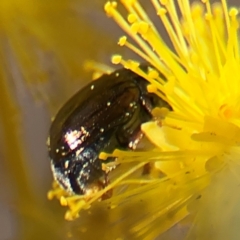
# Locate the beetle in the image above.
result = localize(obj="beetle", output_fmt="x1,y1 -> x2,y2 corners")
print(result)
48,65 -> 171,197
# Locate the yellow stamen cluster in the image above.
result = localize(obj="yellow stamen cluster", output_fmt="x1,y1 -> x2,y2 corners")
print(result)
49,0 -> 240,238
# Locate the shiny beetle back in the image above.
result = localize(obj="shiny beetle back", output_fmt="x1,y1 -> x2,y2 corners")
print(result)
48,66 -> 170,196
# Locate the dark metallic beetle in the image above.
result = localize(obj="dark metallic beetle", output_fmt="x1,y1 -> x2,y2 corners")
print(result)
48,66 -> 171,196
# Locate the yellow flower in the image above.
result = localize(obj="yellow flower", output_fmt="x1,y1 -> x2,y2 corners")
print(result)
53,0 -> 240,238
2,0 -> 240,239
48,0 -> 240,239
102,0 -> 240,239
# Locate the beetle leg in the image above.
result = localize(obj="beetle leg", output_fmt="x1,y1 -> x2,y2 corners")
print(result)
99,172 -> 113,200
140,95 -> 154,114
116,120 -> 142,149
142,162 -> 152,175
127,130 -> 143,150
115,106 -> 146,149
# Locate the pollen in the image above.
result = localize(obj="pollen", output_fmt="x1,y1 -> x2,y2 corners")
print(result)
118,36 -> 127,46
